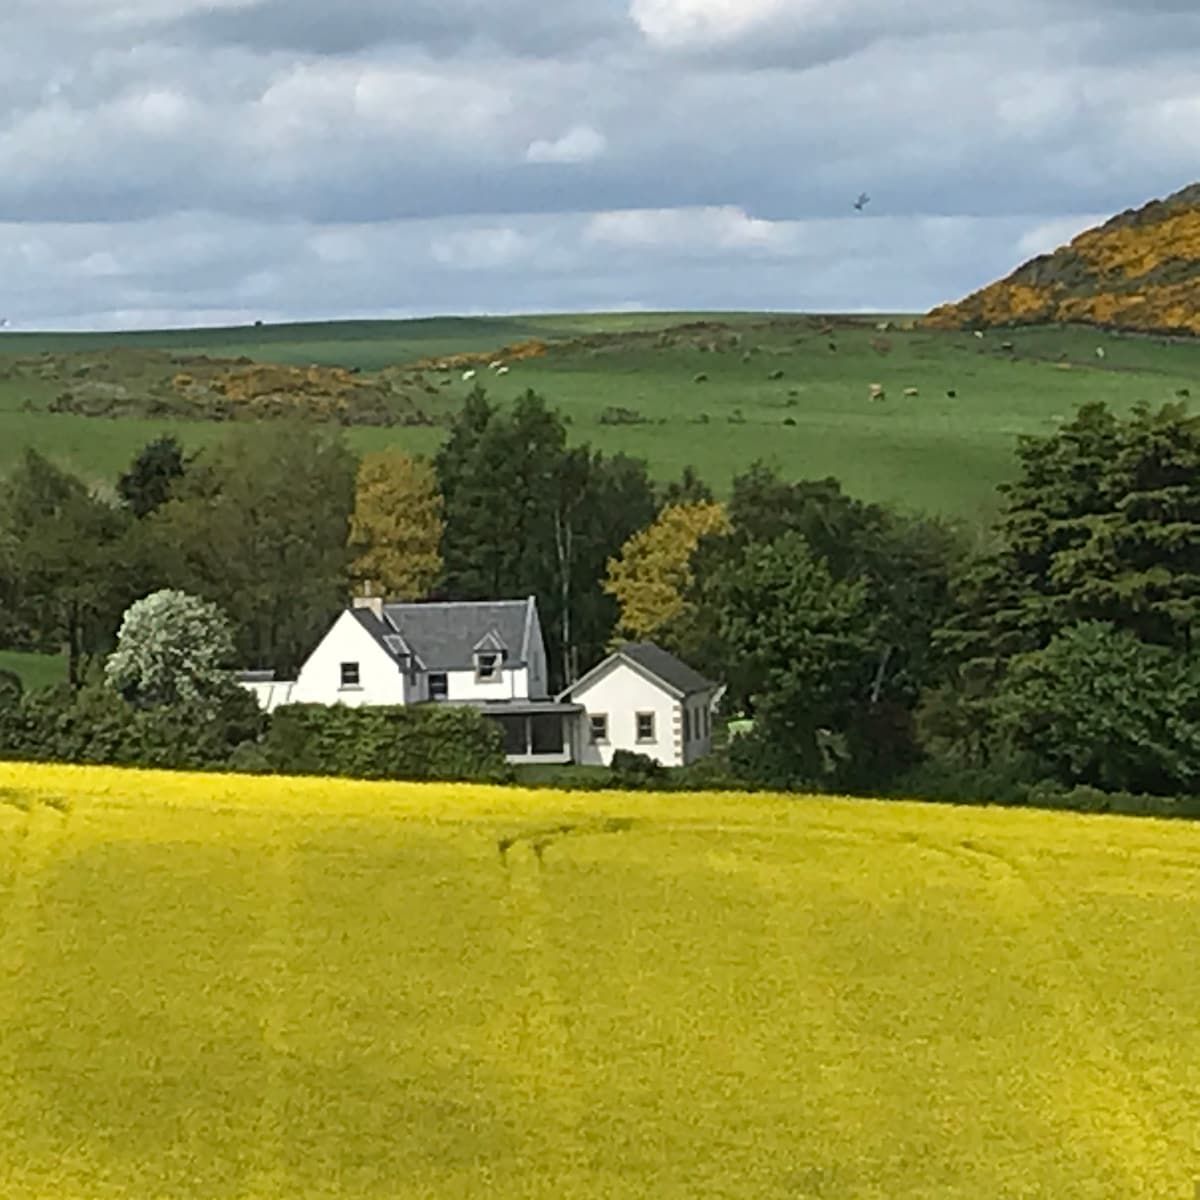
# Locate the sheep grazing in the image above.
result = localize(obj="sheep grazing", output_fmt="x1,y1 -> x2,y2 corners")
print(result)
496,366 -> 510,375
1095,346 -> 1106,359
973,330 -> 984,339
875,320 -> 892,333
693,372 -> 708,383
868,383 -> 885,401
903,386 -> 919,397
1000,341 -> 1014,352
489,360 -> 504,370
462,369 -> 477,382
768,369 -> 785,381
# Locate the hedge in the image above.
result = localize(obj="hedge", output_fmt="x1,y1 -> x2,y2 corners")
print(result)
0,688 -> 510,785
262,703 -> 511,783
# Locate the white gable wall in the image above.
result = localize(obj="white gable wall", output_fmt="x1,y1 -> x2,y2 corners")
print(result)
289,611 -> 409,707
569,659 -> 681,767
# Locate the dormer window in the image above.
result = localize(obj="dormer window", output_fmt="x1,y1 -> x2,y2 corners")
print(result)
475,651 -> 501,683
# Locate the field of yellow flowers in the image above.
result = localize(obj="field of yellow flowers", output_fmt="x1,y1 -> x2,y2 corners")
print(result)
2,763 -> 1200,1198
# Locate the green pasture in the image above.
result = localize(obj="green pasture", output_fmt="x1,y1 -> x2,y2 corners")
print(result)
2,764 -> 1200,1198
0,649 -> 66,692
0,314 -> 1196,518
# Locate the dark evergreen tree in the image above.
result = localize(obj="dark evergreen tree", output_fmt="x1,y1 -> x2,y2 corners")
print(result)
436,389 -> 655,686
660,465 -> 713,507
117,435 -> 188,518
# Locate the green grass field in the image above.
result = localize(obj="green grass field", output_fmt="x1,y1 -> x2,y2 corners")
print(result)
2,763 -> 1200,1197
0,313 -> 1197,518
0,649 -> 65,692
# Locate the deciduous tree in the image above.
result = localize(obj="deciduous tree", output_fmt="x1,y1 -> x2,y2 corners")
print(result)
0,449 -> 133,686
148,422 -> 356,675
348,449 -> 443,600
604,500 -> 730,645
105,588 -> 236,712
994,621 -> 1200,794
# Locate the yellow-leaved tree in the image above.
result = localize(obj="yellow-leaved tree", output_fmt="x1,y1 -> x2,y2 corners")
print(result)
603,500 -> 730,645
348,449 -> 444,599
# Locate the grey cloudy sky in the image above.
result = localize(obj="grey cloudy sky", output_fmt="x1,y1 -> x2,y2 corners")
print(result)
1,0 -> 1198,329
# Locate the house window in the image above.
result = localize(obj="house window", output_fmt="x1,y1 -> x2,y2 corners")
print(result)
428,672 -> 448,700
340,662 -> 360,688
589,713 -> 608,744
636,712 -> 655,743
475,652 -> 500,683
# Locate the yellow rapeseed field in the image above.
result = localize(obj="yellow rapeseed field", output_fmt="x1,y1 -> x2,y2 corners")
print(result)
2,762 -> 1200,1198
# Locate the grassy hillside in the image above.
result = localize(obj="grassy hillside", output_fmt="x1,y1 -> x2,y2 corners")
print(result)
1,312 -> 1197,519
927,181 -> 1200,335
2,763 -> 1200,1197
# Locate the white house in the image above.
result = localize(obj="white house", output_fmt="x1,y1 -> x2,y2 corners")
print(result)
240,599 -> 719,769
560,642 -> 719,768
289,594 -> 550,707
240,595 -> 578,764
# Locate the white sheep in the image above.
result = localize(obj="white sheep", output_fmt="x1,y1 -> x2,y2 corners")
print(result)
974,330 -> 984,339
903,386 -> 919,397
497,366 -> 510,375
489,360 -> 503,370
462,369 -> 477,382
1095,346 -> 1106,359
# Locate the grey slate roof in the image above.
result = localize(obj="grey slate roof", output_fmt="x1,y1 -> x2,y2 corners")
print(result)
560,640 -> 716,700
352,597 -> 536,670
617,642 -> 716,696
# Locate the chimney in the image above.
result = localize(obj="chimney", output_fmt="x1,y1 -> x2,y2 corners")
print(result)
352,594 -> 384,620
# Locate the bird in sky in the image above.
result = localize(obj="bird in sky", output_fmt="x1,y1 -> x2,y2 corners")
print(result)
853,192 -> 870,212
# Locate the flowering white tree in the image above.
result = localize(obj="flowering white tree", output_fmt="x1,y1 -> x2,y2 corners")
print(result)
105,589 -> 236,710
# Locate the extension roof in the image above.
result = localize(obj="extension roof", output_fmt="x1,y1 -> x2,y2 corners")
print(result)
560,641 -> 716,701
350,597 -> 538,671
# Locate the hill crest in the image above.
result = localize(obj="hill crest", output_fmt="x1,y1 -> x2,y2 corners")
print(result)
925,182 -> 1200,336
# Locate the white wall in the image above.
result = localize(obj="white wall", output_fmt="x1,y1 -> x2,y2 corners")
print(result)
433,663 -> 530,703
289,611 -> 410,707
240,678 -> 295,713
569,660 -> 681,767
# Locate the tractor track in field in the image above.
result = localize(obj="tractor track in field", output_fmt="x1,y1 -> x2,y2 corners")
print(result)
928,832 -> 1192,1187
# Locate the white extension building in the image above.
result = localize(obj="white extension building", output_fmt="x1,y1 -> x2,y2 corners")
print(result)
240,595 -> 719,768
561,642 -> 719,768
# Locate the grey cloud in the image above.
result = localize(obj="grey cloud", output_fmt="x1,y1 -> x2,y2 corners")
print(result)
168,0 -> 633,58
0,0 -> 1197,328
0,208 -> 1062,331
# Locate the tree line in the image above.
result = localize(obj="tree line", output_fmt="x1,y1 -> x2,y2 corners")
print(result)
1,387 -> 1198,805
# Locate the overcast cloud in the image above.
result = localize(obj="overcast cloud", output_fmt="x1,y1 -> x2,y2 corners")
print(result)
0,0 -> 1197,329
